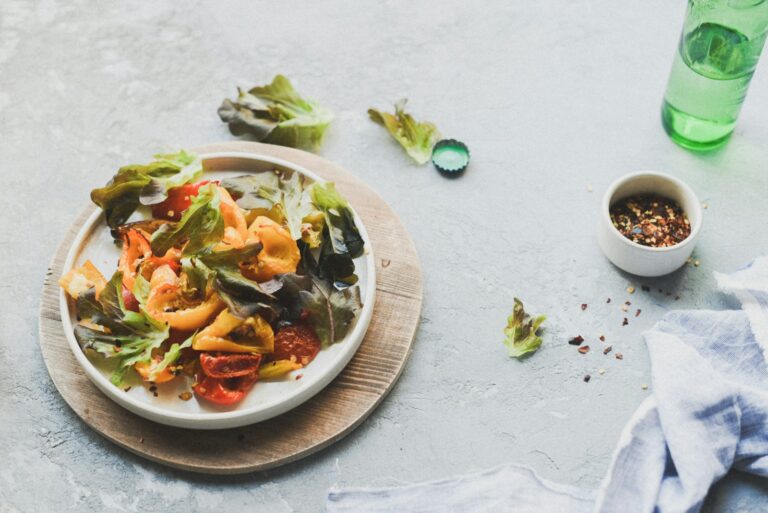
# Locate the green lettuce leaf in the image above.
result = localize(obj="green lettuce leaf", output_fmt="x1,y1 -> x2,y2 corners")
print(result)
297,277 -> 362,347
150,183 -> 224,256
368,99 -> 441,165
193,244 -> 283,321
74,273 -> 169,386
310,182 -> 364,258
91,150 -> 203,228
503,298 -> 546,359
218,75 -> 333,151
309,182 -> 364,287
149,334 -> 193,381
221,171 -> 318,242
276,246 -> 362,346
220,173 -> 281,211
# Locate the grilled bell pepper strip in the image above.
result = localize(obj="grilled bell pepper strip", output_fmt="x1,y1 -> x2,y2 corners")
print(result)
258,359 -> 303,380
118,228 -> 153,292
192,309 -> 274,353
59,260 -> 107,299
218,186 -> 249,248
145,265 -> 224,330
239,216 -> 300,282
134,357 -> 176,384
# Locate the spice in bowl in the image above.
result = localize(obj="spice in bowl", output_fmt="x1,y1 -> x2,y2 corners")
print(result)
609,195 -> 691,248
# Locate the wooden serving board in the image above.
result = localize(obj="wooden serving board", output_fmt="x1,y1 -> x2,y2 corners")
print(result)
38,141 -> 423,474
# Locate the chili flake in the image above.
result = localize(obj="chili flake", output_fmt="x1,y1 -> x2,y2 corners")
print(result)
610,194 -> 691,247
578,345 -> 590,354
583,374 -> 591,383
568,335 -> 585,346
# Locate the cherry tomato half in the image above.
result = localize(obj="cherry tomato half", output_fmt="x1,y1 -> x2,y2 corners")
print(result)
193,373 -> 258,406
151,181 -> 211,221
199,352 -> 263,379
273,325 -> 321,366
122,286 -> 140,312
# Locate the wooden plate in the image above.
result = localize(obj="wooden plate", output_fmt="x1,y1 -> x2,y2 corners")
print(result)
38,141 -> 423,474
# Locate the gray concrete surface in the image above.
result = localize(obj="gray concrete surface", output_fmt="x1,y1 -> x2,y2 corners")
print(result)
2,0 -> 768,511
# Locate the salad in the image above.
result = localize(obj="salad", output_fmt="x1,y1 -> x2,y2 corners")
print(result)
59,151 -> 365,406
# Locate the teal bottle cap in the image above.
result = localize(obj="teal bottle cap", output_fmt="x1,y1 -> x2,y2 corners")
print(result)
431,139 -> 469,175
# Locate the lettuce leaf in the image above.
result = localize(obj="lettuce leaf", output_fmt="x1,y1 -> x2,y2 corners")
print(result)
503,298 -> 546,359
368,99 -> 441,165
297,277 -> 361,347
193,244 -> 284,321
150,184 -> 224,256
218,75 -> 333,151
74,272 -> 169,386
309,182 -> 364,287
310,182 -> 364,258
91,151 -> 203,228
222,171 -> 318,242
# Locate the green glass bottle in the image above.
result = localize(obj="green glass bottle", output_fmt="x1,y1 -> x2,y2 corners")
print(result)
662,0 -> 768,150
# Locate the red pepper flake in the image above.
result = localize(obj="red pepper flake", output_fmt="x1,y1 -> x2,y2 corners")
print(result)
635,309 -> 642,317
581,303 -> 588,311
622,318 -> 629,326
296,374 -> 304,380
606,298 -> 612,304
139,437 -> 145,443
123,386 -> 132,393
381,259 -> 391,268
578,345 -> 590,354
625,300 -> 631,306
610,194 -> 691,248
568,335 -> 585,346
615,352 -> 624,360
599,335 -> 606,342
603,345 -> 613,355
583,374 -> 591,383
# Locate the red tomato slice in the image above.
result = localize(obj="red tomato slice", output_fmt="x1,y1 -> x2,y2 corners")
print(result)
151,181 -> 210,221
199,353 -> 262,379
193,373 -> 258,406
273,325 -> 321,366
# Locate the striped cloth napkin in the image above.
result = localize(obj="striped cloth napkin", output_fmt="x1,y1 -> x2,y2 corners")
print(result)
326,258 -> 768,513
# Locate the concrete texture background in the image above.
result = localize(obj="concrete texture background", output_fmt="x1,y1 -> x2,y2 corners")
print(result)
2,0 -> 768,511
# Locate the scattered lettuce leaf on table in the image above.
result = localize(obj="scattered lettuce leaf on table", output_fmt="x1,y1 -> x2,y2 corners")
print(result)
503,298 -> 546,359
218,75 -> 333,151
368,99 -> 441,165
91,150 -> 203,228
73,272 -> 170,386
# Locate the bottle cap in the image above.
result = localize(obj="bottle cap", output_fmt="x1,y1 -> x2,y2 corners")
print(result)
431,139 -> 469,176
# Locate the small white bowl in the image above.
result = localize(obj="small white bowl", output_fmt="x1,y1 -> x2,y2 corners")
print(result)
598,171 -> 702,277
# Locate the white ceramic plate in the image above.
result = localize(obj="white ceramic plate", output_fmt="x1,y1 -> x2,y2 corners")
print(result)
59,152 -> 376,429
